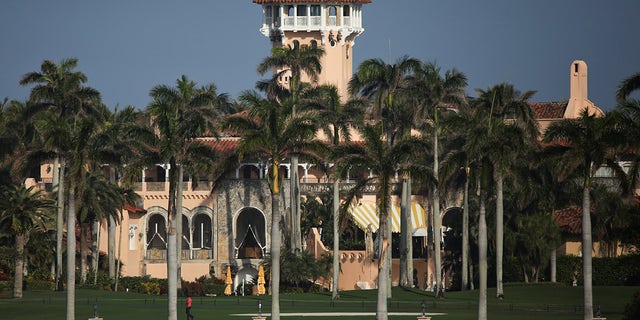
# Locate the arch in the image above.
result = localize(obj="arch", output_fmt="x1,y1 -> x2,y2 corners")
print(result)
292,40 -> 300,50
240,164 -> 261,179
442,206 -> 463,228
310,39 -> 318,48
328,6 -> 337,16
192,213 -> 212,249
234,207 -> 267,259
145,209 -> 168,260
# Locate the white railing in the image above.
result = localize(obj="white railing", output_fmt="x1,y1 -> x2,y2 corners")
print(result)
296,16 -> 308,27
329,16 -> 337,26
343,16 -> 351,27
283,16 -> 294,27
310,16 -> 321,27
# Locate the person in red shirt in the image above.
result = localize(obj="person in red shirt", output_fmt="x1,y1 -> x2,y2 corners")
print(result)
186,295 -> 194,320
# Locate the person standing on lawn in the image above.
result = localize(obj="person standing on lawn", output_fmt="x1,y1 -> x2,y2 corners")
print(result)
186,295 -> 194,320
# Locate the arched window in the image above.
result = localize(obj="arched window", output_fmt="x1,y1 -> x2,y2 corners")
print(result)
310,40 -> 318,48
235,208 -> 266,259
286,5 -> 294,16
192,214 -> 212,249
343,5 -> 350,16
292,40 -> 300,49
297,5 -> 307,16
329,6 -> 337,16
146,214 -> 167,260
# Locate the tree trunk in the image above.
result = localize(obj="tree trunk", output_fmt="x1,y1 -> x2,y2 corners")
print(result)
406,176 -> 413,287
462,166 -> 470,291
167,158 -> 178,320
478,186 -> 488,320
176,165 -> 184,289
550,249 -> 557,283
271,191 -> 282,320
331,178 -> 340,300
108,168 -> 116,280
376,213 -> 389,320
115,212 -> 123,291
13,233 -> 26,299
582,184 -> 593,320
386,210 -> 392,298
433,129 -> 444,298
67,185 -> 76,320
495,171 -> 504,299
92,220 -> 100,285
290,155 -> 301,252
399,176 -> 408,287
55,157 -> 65,292
80,223 -> 88,284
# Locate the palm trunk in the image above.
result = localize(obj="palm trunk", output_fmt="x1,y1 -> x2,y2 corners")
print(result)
176,165 -> 184,289
167,158 -> 178,320
92,220 -> 100,285
406,176 -> 413,287
66,185 -> 76,320
582,182 -> 593,320
331,178 -> 340,300
495,170 -> 504,299
386,209 -> 392,298
399,176 -> 408,287
290,155 -> 301,252
55,157 -> 65,291
271,162 -> 282,320
462,166 -> 470,291
108,168 -> 116,280
433,128 -> 444,298
478,185 -> 488,320
13,233 -> 26,298
80,223 -> 88,284
550,248 -> 557,283
115,212 -> 123,291
376,212 -> 389,320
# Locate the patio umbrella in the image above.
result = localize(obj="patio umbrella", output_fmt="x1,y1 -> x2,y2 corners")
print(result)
224,265 -> 232,296
256,264 -> 266,295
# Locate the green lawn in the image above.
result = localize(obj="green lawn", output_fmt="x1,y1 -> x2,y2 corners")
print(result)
0,284 -> 637,320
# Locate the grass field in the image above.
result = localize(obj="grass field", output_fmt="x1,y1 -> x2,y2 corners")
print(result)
0,283 -> 637,320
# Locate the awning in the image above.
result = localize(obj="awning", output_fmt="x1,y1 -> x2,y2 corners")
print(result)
349,202 -> 427,235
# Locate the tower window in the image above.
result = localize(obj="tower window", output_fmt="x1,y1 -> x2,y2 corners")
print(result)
297,5 -> 307,16
574,63 -> 579,73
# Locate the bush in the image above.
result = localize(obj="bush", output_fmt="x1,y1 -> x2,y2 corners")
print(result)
24,279 -> 54,291
556,255 -> 582,285
623,292 -> 640,320
555,254 -> 640,286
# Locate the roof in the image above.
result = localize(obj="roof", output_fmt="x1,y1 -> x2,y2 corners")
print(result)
201,137 -> 239,156
253,0 -> 371,3
554,206 -> 582,235
530,101 -> 567,119
124,203 -> 147,214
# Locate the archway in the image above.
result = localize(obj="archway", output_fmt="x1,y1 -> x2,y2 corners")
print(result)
235,207 -> 266,259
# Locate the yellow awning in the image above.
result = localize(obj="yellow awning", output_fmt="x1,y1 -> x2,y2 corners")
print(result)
349,202 -> 427,234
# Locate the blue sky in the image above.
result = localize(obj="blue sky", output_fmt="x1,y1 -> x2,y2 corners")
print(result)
2,0 -> 639,111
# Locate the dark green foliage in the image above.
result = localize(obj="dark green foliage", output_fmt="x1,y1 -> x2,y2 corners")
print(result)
623,292 -> 640,320
555,254 -> 640,286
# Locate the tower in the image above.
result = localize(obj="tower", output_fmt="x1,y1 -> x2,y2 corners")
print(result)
253,0 -> 371,99
565,60 -> 604,118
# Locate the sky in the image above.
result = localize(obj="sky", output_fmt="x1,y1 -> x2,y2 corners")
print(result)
2,0 -> 639,111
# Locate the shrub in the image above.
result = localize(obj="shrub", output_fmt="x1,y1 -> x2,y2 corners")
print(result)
24,279 -> 54,291
623,292 -> 640,320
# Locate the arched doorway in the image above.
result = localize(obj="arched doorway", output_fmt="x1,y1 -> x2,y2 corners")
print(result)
235,208 -> 266,259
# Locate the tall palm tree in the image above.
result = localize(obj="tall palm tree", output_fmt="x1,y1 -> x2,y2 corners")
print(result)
407,62 -> 467,295
144,75 -> 224,320
349,55 -> 419,296
257,44 -> 324,252
473,83 -> 538,299
20,58 -> 100,320
305,84 -> 366,299
225,90 -> 320,320
332,123 -> 423,320
543,110 -> 612,320
0,185 -> 55,298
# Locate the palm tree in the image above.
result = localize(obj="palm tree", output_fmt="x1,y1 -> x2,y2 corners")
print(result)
225,90 -> 320,320
349,55 -> 419,296
257,43 -> 324,252
20,58 -> 100,320
332,123 -> 423,320
407,62 -> 467,295
0,185 -> 55,298
472,83 -> 538,299
543,110 -> 612,320
305,84 -> 366,299
144,75 -> 224,320
616,72 -> 640,103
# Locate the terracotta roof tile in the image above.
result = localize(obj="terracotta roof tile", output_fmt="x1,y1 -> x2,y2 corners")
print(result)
554,206 -> 582,234
124,203 -> 146,214
530,101 -> 567,119
201,137 -> 239,156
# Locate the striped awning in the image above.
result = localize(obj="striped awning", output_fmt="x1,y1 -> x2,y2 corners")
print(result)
349,202 -> 427,235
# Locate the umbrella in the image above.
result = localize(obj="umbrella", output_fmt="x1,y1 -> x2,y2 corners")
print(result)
224,265 -> 232,296
256,265 -> 266,295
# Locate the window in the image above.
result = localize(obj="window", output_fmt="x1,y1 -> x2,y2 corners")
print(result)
192,214 -> 212,249
265,5 -> 272,17
310,40 -> 318,48
297,5 -> 307,16
286,5 -> 294,16
310,5 -> 321,16
147,214 -> 167,250
343,5 -> 350,16
293,40 -> 300,49
329,6 -> 337,16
